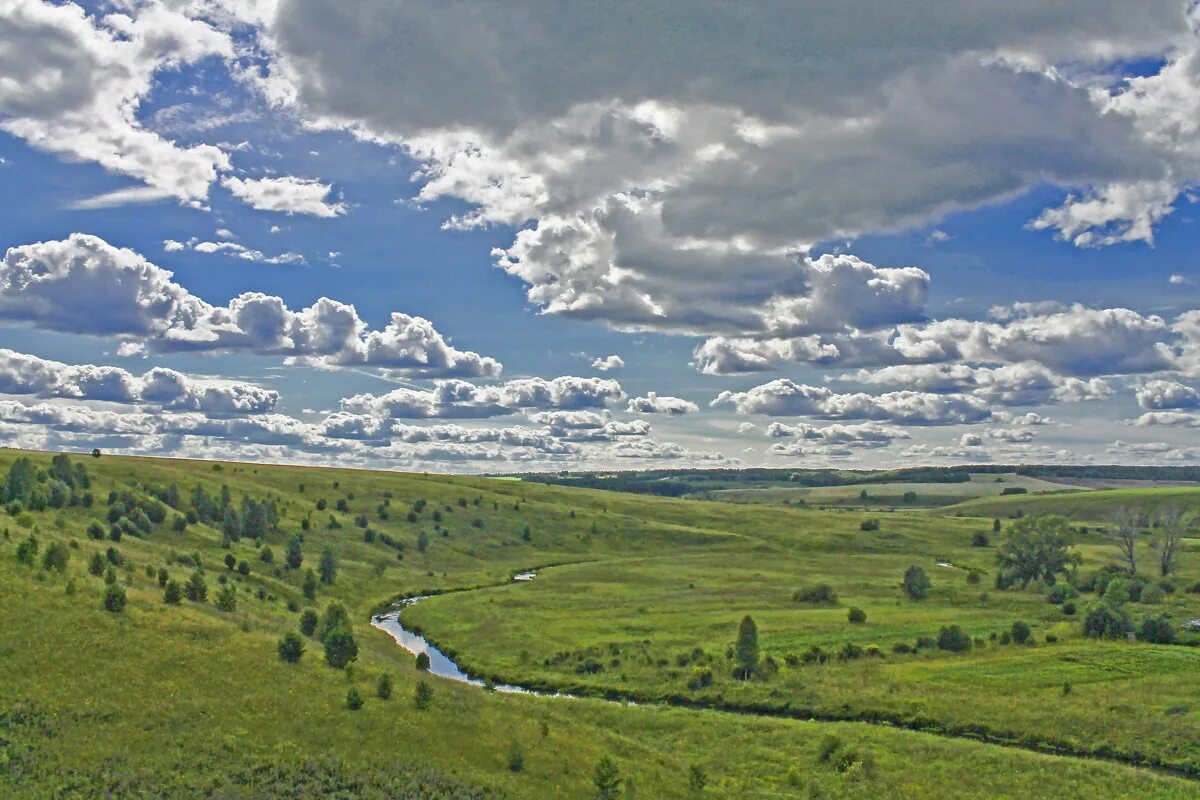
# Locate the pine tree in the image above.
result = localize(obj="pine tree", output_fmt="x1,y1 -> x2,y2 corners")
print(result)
734,615 -> 759,679
318,546 -> 338,585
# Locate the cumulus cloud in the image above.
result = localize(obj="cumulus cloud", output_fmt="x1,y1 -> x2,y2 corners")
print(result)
190,240 -> 306,264
342,376 -> 624,420
1135,379 -> 1200,410
766,421 -> 911,452
841,361 -> 1111,406
591,355 -> 624,371
626,392 -> 698,416
0,348 -> 279,415
221,175 -> 346,217
713,380 -> 992,426
0,0 -> 234,203
0,234 -> 498,378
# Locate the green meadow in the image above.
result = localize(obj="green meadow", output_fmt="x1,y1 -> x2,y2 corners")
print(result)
1,448 -> 1198,798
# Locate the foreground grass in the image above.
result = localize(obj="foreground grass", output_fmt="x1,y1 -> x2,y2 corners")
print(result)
0,448 -> 1196,798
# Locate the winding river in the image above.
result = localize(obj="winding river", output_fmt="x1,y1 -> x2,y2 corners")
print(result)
370,569 -> 562,697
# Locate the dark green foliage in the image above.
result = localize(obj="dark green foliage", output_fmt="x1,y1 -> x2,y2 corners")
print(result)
299,609 -> 319,637
506,741 -> 524,772
346,686 -> 364,711
87,552 -> 105,576
15,533 -> 38,565
260,546 -> 274,564
859,518 -> 879,531
377,672 -> 394,700
285,534 -> 304,570
415,652 -> 431,671
903,565 -> 930,600
1084,602 -> 1134,639
323,628 -> 359,669
41,541 -> 69,572
971,530 -> 990,547
277,631 -> 305,663
184,571 -> 208,603
1010,620 -> 1032,644
414,679 -> 434,710
318,546 -> 337,585
793,584 -> 838,605
237,560 -> 250,576
995,515 -> 1078,589
157,567 -> 169,587
592,755 -> 621,800
1046,584 -> 1078,605
102,584 -> 126,613
1139,615 -> 1175,644
733,615 -> 759,679
163,580 -> 183,604
86,520 -> 105,540
937,625 -> 972,652
224,553 -> 237,570
215,584 -> 237,612
847,606 -> 867,624
417,530 -> 429,553
688,764 -> 708,793
302,568 -> 318,600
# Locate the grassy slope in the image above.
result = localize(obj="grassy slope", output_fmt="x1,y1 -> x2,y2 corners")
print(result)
942,487 -> 1200,521
0,449 -> 1195,798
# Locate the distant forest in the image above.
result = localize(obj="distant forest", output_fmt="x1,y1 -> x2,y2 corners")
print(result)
500,464 -> 1200,497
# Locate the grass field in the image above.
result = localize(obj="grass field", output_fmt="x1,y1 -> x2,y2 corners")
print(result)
1,448 -> 1198,798
942,487 -> 1200,521
696,472 -> 1081,508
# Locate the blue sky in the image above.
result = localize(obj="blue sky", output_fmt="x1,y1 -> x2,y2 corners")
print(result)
1,0 -> 1200,470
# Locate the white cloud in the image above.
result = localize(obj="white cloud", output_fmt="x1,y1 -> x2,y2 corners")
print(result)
1135,379 -> 1200,410
0,234 -> 499,378
766,421 -> 911,452
222,175 -> 346,217
0,348 -> 279,415
626,392 -> 698,416
342,376 -> 624,420
713,380 -> 993,426
591,354 -> 624,371
0,0 -> 233,203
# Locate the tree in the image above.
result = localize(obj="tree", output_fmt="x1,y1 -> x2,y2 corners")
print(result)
318,602 -> 350,642
215,584 -> 237,613
995,515 -> 1079,589
41,541 -> 69,573
277,631 -> 305,663
323,627 -> 359,668
285,533 -> 304,570
377,672 -> 394,699
847,607 -> 866,624
902,565 -> 930,600
1154,508 -> 1190,577
937,625 -> 972,652
593,755 -> 621,800
260,546 -> 274,564
506,740 -> 524,772
346,686 -> 364,711
417,530 -> 429,554
88,552 -> 106,577
103,584 -> 126,613
163,579 -> 183,604
1010,620 -> 1032,644
1084,602 -> 1133,640
1106,508 -> 1142,576
302,568 -> 318,600
15,533 -> 38,565
299,609 -> 319,637
415,652 -> 431,671
184,571 -> 208,603
734,615 -> 759,679
414,679 -> 434,710
318,546 -> 338,585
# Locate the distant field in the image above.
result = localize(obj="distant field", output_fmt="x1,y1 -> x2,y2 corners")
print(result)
942,487 -> 1200,521
696,472 -> 1082,508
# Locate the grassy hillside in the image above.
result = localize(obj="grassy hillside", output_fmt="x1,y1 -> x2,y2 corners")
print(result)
1,448 -> 1198,798
942,487 -> 1200,521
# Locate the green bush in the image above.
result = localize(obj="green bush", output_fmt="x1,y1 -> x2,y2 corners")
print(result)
847,606 -> 867,624
103,584 -> 126,613
1140,584 -> 1166,605
277,631 -> 305,663
903,565 -> 930,600
793,584 -> 838,605
1010,620 -> 1032,644
346,686 -> 364,711
936,625 -> 972,652
163,580 -> 183,604
377,673 -> 394,699
324,628 -> 359,668
299,609 -> 319,637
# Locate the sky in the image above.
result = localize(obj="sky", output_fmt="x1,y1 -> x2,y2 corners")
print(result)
1,1 -> 1200,472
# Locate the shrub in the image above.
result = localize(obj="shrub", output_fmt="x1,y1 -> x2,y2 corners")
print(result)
184,571 -> 208,603
847,607 -> 867,624
41,542 -> 69,573
414,679 -> 434,710
506,741 -> 525,773
914,635 -> 937,650
237,560 -> 250,577
346,686 -> 364,711
1083,602 -> 1134,640
793,584 -> 838,605
892,642 -> 914,654
1047,584 -> 1078,605
303,568 -> 318,600
971,530 -> 990,547
87,520 -> 105,540
837,642 -> 864,661
163,580 -> 183,604
1139,615 -> 1175,644
299,609 -> 319,637
377,672 -> 394,699
323,628 -> 359,668
260,546 -> 274,564
215,584 -> 237,612
859,519 -> 880,531
103,584 -> 126,613
937,625 -> 972,652
15,534 -> 38,565
415,651 -> 431,671
1062,601 -> 1077,616
224,554 -> 237,570
87,552 -> 106,577
1010,620 -> 1032,644
277,631 -> 305,663
903,565 -> 930,600
1140,584 -> 1167,605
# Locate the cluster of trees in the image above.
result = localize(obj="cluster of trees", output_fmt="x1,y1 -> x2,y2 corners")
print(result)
3,455 -> 92,513
280,602 -> 360,669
